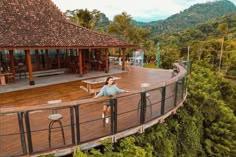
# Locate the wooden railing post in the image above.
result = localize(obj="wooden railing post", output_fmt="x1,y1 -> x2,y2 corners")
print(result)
70,106 -> 75,145
140,92 -> 146,124
161,87 -> 166,115
75,105 -> 80,144
184,76 -> 188,96
181,78 -> 185,99
24,111 -> 33,154
174,82 -> 178,107
17,112 -> 27,155
111,98 -> 118,134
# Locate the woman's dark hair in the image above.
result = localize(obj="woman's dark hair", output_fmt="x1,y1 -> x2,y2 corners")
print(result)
105,76 -> 114,85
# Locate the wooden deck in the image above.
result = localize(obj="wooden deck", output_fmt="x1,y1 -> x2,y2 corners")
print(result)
0,67 -> 172,107
0,66 -> 179,157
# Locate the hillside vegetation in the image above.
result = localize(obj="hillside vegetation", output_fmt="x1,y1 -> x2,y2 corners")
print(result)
142,0 -> 236,35
63,1 -> 236,156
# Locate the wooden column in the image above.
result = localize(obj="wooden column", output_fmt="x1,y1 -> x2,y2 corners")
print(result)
121,48 -> 126,70
35,50 -> 40,71
79,49 -> 83,77
65,49 -> 68,67
46,49 -> 50,69
56,49 -> 61,69
105,48 -> 109,73
112,48 -> 116,55
9,50 -> 15,75
25,50 -> 35,85
0,51 -> 2,73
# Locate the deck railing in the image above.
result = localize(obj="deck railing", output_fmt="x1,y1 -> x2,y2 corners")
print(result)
0,61 -> 189,157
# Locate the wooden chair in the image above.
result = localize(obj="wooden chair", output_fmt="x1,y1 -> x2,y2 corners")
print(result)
83,63 -> 90,73
17,63 -> 27,79
5,73 -> 15,83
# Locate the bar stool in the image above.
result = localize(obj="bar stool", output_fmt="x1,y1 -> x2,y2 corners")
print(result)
48,100 -> 65,148
137,83 -> 152,115
137,93 -> 152,115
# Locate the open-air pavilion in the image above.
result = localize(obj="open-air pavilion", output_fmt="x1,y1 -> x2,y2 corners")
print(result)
0,0 -> 136,86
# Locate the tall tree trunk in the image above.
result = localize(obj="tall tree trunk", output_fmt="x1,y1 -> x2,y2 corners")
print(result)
219,36 -> 224,71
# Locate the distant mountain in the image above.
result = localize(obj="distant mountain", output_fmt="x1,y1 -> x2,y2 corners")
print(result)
141,0 -> 236,35
131,20 -> 160,26
98,13 -> 110,26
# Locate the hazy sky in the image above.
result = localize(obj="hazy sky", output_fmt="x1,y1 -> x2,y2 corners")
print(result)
52,0 -> 236,22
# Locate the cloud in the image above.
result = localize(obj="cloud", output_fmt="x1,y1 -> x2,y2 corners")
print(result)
52,0 -> 236,22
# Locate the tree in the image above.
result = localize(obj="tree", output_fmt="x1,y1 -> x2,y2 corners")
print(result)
73,137 -> 152,157
188,63 -> 236,156
160,46 -> 179,69
65,9 -> 101,30
108,12 -> 155,58
218,23 -> 228,71
108,12 -> 133,40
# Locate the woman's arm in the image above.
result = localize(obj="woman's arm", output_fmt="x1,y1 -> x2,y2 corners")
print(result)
114,85 -> 125,93
94,86 -> 105,98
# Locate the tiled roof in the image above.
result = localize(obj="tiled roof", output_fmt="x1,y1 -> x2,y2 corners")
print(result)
0,0 -> 136,50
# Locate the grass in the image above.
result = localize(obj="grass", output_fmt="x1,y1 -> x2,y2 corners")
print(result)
143,63 -> 159,69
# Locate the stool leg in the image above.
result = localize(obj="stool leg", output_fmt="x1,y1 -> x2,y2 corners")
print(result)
48,121 -> 54,148
146,98 -> 152,115
58,120 -> 66,145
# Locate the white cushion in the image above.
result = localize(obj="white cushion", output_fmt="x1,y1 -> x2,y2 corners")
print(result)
146,93 -> 151,97
48,113 -> 63,120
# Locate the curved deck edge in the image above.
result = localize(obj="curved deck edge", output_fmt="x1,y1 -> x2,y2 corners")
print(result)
31,93 -> 187,157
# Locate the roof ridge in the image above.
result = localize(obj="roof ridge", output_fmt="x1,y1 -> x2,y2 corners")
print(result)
49,0 -> 66,21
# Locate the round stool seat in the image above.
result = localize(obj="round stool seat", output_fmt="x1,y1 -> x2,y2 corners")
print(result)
48,113 -> 63,120
146,93 -> 150,97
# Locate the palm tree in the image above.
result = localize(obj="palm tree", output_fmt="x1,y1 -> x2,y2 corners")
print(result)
65,9 -> 101,30
108,12 -> 132,40
218,23 -> 228,71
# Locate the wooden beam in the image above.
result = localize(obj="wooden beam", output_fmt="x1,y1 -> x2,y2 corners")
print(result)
25,50 -> 35,85
0,45 -> 137,51
79,49 -> 83,77
121,48 -> 126,71
9,50 -> 15,75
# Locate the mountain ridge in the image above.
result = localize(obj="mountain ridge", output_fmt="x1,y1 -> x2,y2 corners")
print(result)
138,0 -> 236,35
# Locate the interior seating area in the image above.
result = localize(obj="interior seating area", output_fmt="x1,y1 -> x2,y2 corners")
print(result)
5,73 -> 15,83
16,63 -> 27,79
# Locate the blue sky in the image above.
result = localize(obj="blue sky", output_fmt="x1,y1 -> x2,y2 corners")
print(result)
52,0 -> 236,22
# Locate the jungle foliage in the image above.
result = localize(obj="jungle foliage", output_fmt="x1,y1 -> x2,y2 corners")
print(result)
62,1 -> 236,156
71,63 -> 236,157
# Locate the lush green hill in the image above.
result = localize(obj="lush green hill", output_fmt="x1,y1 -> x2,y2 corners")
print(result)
142,0 -> 236,35
155,13 -> 236,45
